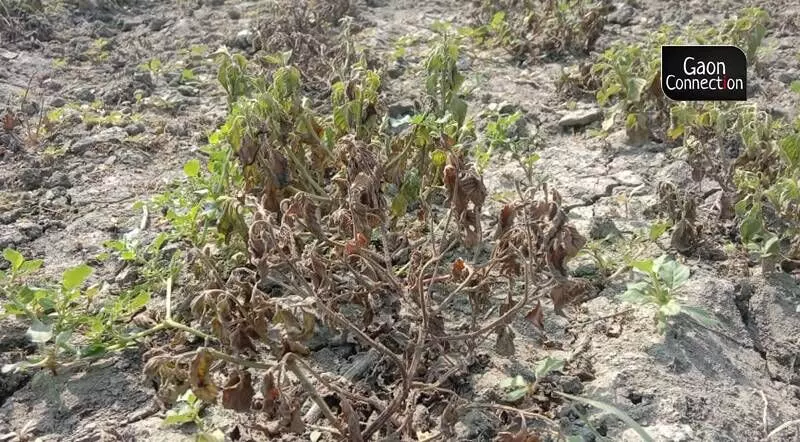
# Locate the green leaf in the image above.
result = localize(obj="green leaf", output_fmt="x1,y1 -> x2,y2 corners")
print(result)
621,282 -> 651,304
197,429 -> 226,442
19,259 -> 43,274
791,80 -> 800,94
391,194 -> 408,218
63,264 -> 93,291
651,254 -> 668,274
163,408 -> 195,427
535,356 -> 565,379
128,292 -> 151,311
3,249 -> 24,271
499,375 -> 527,390
659,259 -> 690,290
659,299 -> 682,316
627,77 -> 648,102
504,387 -> 529,402
631,259 -> 653,274
449,97 -> 468,128
430,149 -> 447,168
557,392 -> 654,442
648,222 -> 670,241
682,306 -> 721,328
26,319 -> 53,344
184,159 -> 201,178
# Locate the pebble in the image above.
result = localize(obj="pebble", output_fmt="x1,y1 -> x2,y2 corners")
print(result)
558,107 -> 602,128
124,122 -> 146,136
50,97 -> 66,107
17,221 -> 43,241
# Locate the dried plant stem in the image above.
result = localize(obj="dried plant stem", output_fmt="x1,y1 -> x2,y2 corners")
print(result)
286,355 -> 345,434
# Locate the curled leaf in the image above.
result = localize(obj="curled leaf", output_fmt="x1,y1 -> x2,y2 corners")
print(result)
222,370 -> 254,411
524,301 -> 544,330
189,348 -> 218,403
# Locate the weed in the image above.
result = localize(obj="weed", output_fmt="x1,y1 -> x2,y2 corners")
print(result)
475,107 -> 541,185
620,254 -> 716,333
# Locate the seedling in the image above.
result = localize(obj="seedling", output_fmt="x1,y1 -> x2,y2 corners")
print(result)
620,255 -> 716,333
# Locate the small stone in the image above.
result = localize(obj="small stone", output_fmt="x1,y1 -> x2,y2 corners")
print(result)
177,85 -> 199,97
232,29 -> 253,51
76,87 -> 95,102
228,9 -> 241,20
124,123 -> 145,136
588,216 -> 621,240
608,3 -> 635,25
21,101 -> 38,116
17,221 -> 43,241
0,227 -> 26,249
149,18 -> 168,32
50,97 -> 66,107
45,171 -> 71,188
777,72 -> 794,84
558,375 -> 583,394
387,100 -> 416,119
209,0 -> 225,5
621,423 -> 694,442
387,61 -> 405,79
558,107 -> 602,128
115,266 -> 139,285
69,127 -> 127,154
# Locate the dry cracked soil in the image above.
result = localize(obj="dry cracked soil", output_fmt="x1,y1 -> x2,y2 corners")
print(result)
1,0 -> 800,441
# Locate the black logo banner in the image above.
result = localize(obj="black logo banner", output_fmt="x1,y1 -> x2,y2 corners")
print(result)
661,45 -> 747,101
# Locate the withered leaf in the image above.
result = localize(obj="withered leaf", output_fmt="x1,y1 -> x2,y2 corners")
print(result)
189,348 -> 218,403
670,219 -> 696,255
549,279 -> 588,317
494,326 -> 516,357
261,371 -> 279,417
341,397 -> 364,442
524,300 -> 544,330
279,398 -> 305,434
496,429 -> 542,442
452,257 -> 466,281
222,370 -> 254,411
439,401 -> 458,438
2,112 -> 14,131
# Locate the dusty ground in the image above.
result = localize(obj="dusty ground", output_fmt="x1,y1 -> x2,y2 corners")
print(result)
1,0 -> 799,441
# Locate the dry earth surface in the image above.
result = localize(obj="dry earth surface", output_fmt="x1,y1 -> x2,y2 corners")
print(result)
1,0 -> 799,441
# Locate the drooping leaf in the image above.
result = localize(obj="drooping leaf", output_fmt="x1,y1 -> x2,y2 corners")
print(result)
183,159 -> 201,177
2,248 -> 24,271
62,264 -> 93,291
658,259 -> 690,290
682,306 -> 721,328
534,356 -> 564,379
222,370 -> 254,411
26,319 -> 53,344
524,300 -> 544,330
556,392 -> 653,442
189,348 -> 218,403
659,299 -> 682,316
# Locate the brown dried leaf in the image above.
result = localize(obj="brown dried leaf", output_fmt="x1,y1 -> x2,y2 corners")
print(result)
452,257 -> 466,281
3,112 -> 14,131
524,300 -> 544,330
439,401 -> 458,438
222,370 -> 254,411
494,326 -> 516,356
670,219 -> 696,255
341,397 -> 364,442
189,348 -> 218,403
261,372 -> 279,417
549,279 -> 588,316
